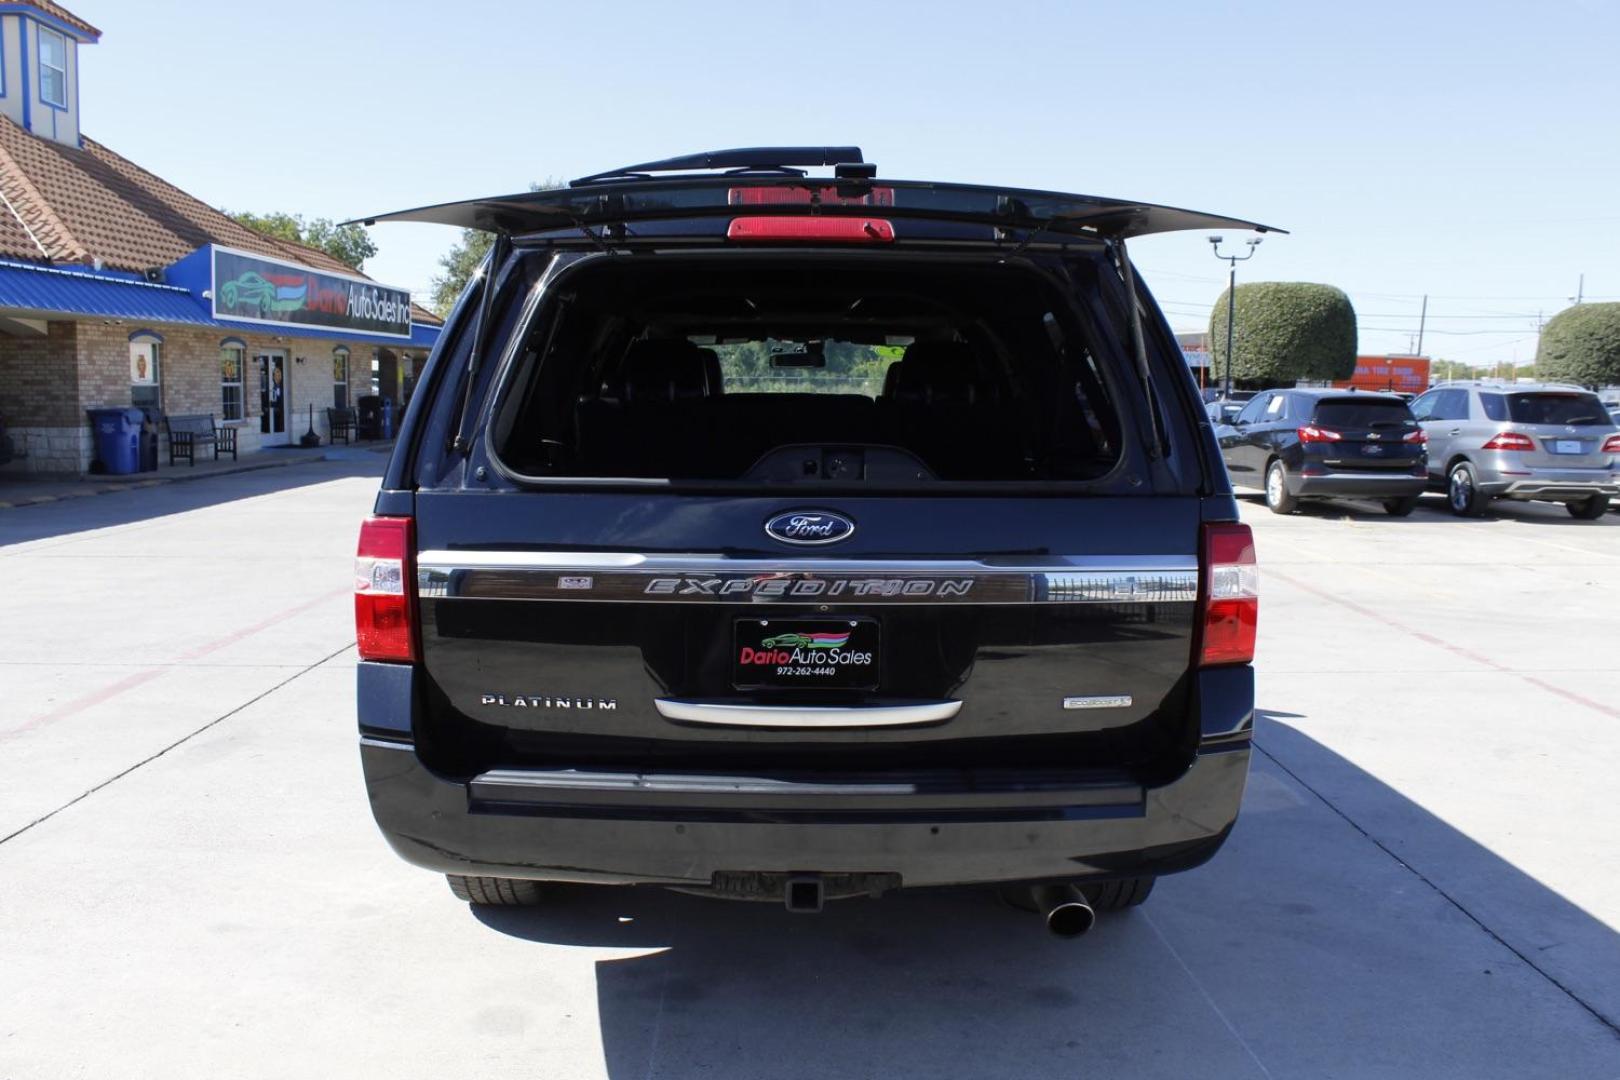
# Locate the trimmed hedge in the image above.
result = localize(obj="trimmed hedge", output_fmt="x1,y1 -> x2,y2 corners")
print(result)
1208,282 -> 1358,385
1536,303 -> 1620,387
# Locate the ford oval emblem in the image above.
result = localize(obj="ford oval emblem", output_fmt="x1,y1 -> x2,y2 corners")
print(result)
765,510 -> 855,546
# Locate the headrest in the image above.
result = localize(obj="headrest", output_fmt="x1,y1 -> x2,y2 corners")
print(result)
881,360 -> 906,398
893,340 -> 981,405
695,347 -> 723,397
620,339 -> 715,403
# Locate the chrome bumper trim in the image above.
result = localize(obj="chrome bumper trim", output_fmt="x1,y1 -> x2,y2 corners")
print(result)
416,551 -> 1198,606
654,698 -> 963,728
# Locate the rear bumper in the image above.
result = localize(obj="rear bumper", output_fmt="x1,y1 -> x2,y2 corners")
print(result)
356,662 -> 1253,890
1464,455 -> 1620,500
1491,474 -> 1619,500
1290,471 -> 1427,499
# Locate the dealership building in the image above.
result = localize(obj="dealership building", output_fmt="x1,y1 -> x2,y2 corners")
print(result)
0,1 -> 441,473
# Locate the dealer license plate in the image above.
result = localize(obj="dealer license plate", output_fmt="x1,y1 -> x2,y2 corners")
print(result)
1553,439 -> 1584,455
733,618 -> 880,690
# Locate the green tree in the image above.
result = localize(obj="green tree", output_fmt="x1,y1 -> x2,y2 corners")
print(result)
429,179 -> 557,317
1209,282 -> 1358,386
1536,303 -> 1620,387
227,210 -> 377,271
430,229 -> 494,317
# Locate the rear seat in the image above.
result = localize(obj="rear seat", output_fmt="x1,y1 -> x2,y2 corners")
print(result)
575,338 -> 1025,479
885,340 -> 1026,479
576,339 -> 719,476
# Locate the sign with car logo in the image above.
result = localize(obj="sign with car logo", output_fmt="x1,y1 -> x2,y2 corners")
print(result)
764,510 -> 855,546
210,245 -> 413,338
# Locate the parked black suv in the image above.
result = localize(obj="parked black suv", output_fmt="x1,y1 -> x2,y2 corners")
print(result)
351,148 -> 1266,931
1217,388 -> 1428,515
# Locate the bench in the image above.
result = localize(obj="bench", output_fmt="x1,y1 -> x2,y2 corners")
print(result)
326,407 -> 358,445
165,413 -> 237,466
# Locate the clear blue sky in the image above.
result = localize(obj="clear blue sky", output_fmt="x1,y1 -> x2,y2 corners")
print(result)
73,0 -> 1619,366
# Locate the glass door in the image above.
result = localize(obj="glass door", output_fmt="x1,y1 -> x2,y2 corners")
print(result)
257,353 -> 286,439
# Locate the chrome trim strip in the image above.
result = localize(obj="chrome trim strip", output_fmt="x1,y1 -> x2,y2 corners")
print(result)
419,551 -> 1195,572
417,552 -> 1198,605
655,698 -> 962,728
1062,695 -> 1134,710
472,769 -> 917,797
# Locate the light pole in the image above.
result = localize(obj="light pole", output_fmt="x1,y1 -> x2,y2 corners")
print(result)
1208,236 -> 1262,396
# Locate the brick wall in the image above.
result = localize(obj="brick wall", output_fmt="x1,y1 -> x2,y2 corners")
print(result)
3,316 -> 418,473
0,320 -> 80,425
75,324 -> 377,439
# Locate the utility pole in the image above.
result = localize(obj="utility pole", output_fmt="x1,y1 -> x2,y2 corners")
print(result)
1208,236 -> 1263,396
1571,274 -> 1584,305
1414,294 -> 1428,357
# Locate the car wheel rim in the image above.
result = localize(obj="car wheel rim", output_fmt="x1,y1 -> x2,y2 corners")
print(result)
1267,467 -> 1283,505
1450,470 -> 1470,510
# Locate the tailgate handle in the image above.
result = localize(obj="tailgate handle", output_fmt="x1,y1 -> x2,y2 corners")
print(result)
655,698 -> 961,729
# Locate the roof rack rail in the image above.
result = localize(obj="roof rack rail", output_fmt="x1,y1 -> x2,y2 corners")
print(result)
570,146 -> 865,187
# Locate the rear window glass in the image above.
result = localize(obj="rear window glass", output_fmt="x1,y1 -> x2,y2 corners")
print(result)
711,340 -> 902,397
1502,393 -> 1611,426
1479,393 -> 1508,421
1312,399 -> 1416,428
490,255 -> 1133,485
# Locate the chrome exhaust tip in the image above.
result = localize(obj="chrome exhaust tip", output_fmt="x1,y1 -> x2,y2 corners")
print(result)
1031,883 -> 1096,938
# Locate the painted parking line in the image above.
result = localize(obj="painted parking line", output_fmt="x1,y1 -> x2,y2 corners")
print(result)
1,585 -> 350,741
1268,567 -> 1619,722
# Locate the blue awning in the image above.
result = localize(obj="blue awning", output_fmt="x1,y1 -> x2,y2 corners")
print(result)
0,260 -> 214,324
0,260 -> 440,349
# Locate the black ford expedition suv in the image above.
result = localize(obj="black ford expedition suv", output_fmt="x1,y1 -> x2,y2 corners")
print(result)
353,148 -> 1267,933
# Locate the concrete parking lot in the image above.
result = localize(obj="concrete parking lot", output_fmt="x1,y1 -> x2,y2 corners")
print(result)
2,463 -> 1617,1079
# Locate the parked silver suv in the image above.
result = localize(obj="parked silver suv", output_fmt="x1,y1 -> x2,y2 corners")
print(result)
1411,382 -> 1620,518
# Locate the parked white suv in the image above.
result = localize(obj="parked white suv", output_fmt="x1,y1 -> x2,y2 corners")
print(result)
1410,382 -> 1620,518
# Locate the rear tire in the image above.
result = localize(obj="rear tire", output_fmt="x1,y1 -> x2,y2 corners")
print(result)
1081,877 -> 1156,911
1264,460 -> 1298,515
1567,494 -> 1610,519
1383,495 -> 1420,517
446,875 -> 547,906
1447,462 -> 1488,517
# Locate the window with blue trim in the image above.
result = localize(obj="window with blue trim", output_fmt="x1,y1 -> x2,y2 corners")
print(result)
38,26 -> 67,108
221,345 -> 245,420
332,348 -> 351,409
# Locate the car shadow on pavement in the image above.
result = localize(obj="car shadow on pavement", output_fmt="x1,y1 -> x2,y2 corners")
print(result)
0,456 -> 386,546
472,722 -> 1620,1079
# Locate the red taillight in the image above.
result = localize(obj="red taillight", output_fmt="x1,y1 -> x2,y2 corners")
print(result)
1198,523 -> 1259,668
1602,434 -> 1620,454
355,516 -> 417,662
1482,431 -> 1535,451
726,216 -> 895,243
728,185 -> 895,206
1297,425 -> 1343,444
1403,429 -> 1427,444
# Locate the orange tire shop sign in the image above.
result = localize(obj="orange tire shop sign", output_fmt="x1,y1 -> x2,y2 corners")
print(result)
1333,356 -> 1431,395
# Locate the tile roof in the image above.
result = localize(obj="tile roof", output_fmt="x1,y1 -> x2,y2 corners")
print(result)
0,116 -> 362,275
18,1 -> 100,39
0,115 -> 444,327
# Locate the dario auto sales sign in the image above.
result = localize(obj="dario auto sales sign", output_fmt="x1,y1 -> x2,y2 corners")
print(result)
211,246 -> 412,338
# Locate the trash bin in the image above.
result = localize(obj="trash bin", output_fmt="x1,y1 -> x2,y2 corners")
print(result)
87,407 -> 143,475
137,406 -> 161,472
357,395 -> 382,440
